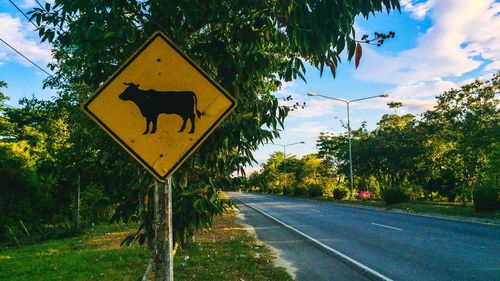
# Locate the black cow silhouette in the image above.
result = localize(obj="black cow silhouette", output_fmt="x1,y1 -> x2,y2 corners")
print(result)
118,82 -> 201,134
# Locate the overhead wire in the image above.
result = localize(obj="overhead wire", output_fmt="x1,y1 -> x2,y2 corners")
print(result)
0,38 -> 52,77
7,0 -> 39,29
3,0 -> 52,77
34,0 -> 45,10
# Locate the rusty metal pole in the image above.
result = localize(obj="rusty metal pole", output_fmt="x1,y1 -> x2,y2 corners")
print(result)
153,178 -> 174,281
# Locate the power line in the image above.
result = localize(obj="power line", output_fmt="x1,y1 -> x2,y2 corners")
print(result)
35,0 -> 45,10
6,0 -> 52,76
7,0 -> 39,29
2,103 -> 17,109
0,37 -> 52,77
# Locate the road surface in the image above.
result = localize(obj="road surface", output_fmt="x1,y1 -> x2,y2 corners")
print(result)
229,192 -> 500,281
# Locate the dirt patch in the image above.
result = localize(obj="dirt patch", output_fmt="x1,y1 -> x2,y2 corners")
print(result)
196,212 -> 249,243
85,231 -> 133,249
234,208 -> 298,280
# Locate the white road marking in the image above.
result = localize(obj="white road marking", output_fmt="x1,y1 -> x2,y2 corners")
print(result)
310,209 -> 321,213
234,197 -> 393,281
371,222 -> 402,231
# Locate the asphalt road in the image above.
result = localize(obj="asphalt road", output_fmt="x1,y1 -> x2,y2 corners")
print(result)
236,201 -> 370,281
229,192 -> 500,281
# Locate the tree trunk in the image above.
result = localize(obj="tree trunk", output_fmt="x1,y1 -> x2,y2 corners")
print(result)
73,175 -> 81,230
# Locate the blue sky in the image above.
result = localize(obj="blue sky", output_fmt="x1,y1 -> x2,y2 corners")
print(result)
1,0 -> 499,173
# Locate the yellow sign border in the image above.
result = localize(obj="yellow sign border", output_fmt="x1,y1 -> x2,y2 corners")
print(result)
81,31 -> 237,182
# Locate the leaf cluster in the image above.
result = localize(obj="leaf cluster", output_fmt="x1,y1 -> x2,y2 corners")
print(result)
19,0 -> 400,244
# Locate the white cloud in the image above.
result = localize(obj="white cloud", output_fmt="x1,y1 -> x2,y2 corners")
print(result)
288,122 -> 329,137
242,165 -> 262,175
0,13 -> 52,69
484,61 -> 500,72
274,84 -> 346,120
391,79 -> 456,98
355,0 -> 499,114
287,98 -> 344,119
387,79 -> 456,113
351,79 -> 457,114
400,0 -> 434,19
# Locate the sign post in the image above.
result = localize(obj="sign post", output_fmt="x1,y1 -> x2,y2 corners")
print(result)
154,178 -> 173,281
81,31 -> 237,281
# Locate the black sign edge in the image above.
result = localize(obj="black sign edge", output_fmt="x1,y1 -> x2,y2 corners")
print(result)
81,31 -> 237,181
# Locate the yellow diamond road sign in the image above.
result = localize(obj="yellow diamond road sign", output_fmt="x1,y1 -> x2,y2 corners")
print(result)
82,32 -> 237,181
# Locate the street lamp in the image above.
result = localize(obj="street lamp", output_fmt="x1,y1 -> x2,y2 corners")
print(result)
270,141 -> 305,190
307,92 -> 389,199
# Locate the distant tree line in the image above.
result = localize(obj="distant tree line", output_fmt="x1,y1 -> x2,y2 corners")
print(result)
242,74 -> 499,211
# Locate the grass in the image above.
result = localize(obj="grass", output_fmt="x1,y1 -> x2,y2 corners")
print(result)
0,212 -> 292,281
0,224 -> 147,281
266,192 -> 500,223
174,212 -> 292,281
334,198 -> 500,221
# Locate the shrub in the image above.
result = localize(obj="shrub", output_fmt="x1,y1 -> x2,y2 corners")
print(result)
294,184 -> 308,196
81,184 -> 111,224
382,187 -> 410,205
269,184 -> 283,194
307,183 -> 324,197
333,187 -> 348,200
282,185 -> 294,196
250,186 -> 262,192
0,146 -> 46,242
473,181 -> 500,212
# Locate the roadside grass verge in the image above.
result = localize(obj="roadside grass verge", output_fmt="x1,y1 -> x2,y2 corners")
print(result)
335,199 -> 500,220
254,192 -> 500,223
175,211 -> 292,281
0,224 -> 147,281
0,212 -> 292,281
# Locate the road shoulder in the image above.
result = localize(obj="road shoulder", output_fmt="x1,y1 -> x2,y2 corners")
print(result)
233,198 -> 371,281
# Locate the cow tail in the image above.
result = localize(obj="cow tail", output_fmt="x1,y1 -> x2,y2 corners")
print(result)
194,94 -> 201,119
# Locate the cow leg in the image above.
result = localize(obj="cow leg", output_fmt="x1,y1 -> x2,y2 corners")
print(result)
150,116 -> 158,134
143,118 -> 150,135
188,115 -> 195,134
179,117 -> 187,132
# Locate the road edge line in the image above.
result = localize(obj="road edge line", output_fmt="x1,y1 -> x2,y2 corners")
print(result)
233,196 -> 393,281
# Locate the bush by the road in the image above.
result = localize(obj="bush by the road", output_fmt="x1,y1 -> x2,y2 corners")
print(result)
268,184 -> 283,194
382,187 -> 410,205
0,146 -> 47,242
308,183 -> 324,197
473,181 -> 500,212
333,187 -> 348,200
294,184 -> 308,196
283,185 -> 294,196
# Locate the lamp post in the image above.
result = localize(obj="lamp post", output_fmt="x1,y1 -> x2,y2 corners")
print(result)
271,141 -> 305,190
307,92 -> 389,199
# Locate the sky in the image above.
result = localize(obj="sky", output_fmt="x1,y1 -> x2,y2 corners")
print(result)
1,0 -> 499,173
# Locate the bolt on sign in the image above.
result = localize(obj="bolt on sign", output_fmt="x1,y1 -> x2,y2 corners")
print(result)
82,32 -> 237,181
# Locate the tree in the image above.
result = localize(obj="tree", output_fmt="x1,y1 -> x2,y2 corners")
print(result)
316,73 -> 500,201
0,83 -> 50,242
317,132 -> 349,185
387,101 -> 403,114
423,73 -> 500,200
27,0 -> 401,248
0,81 -> 14,135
